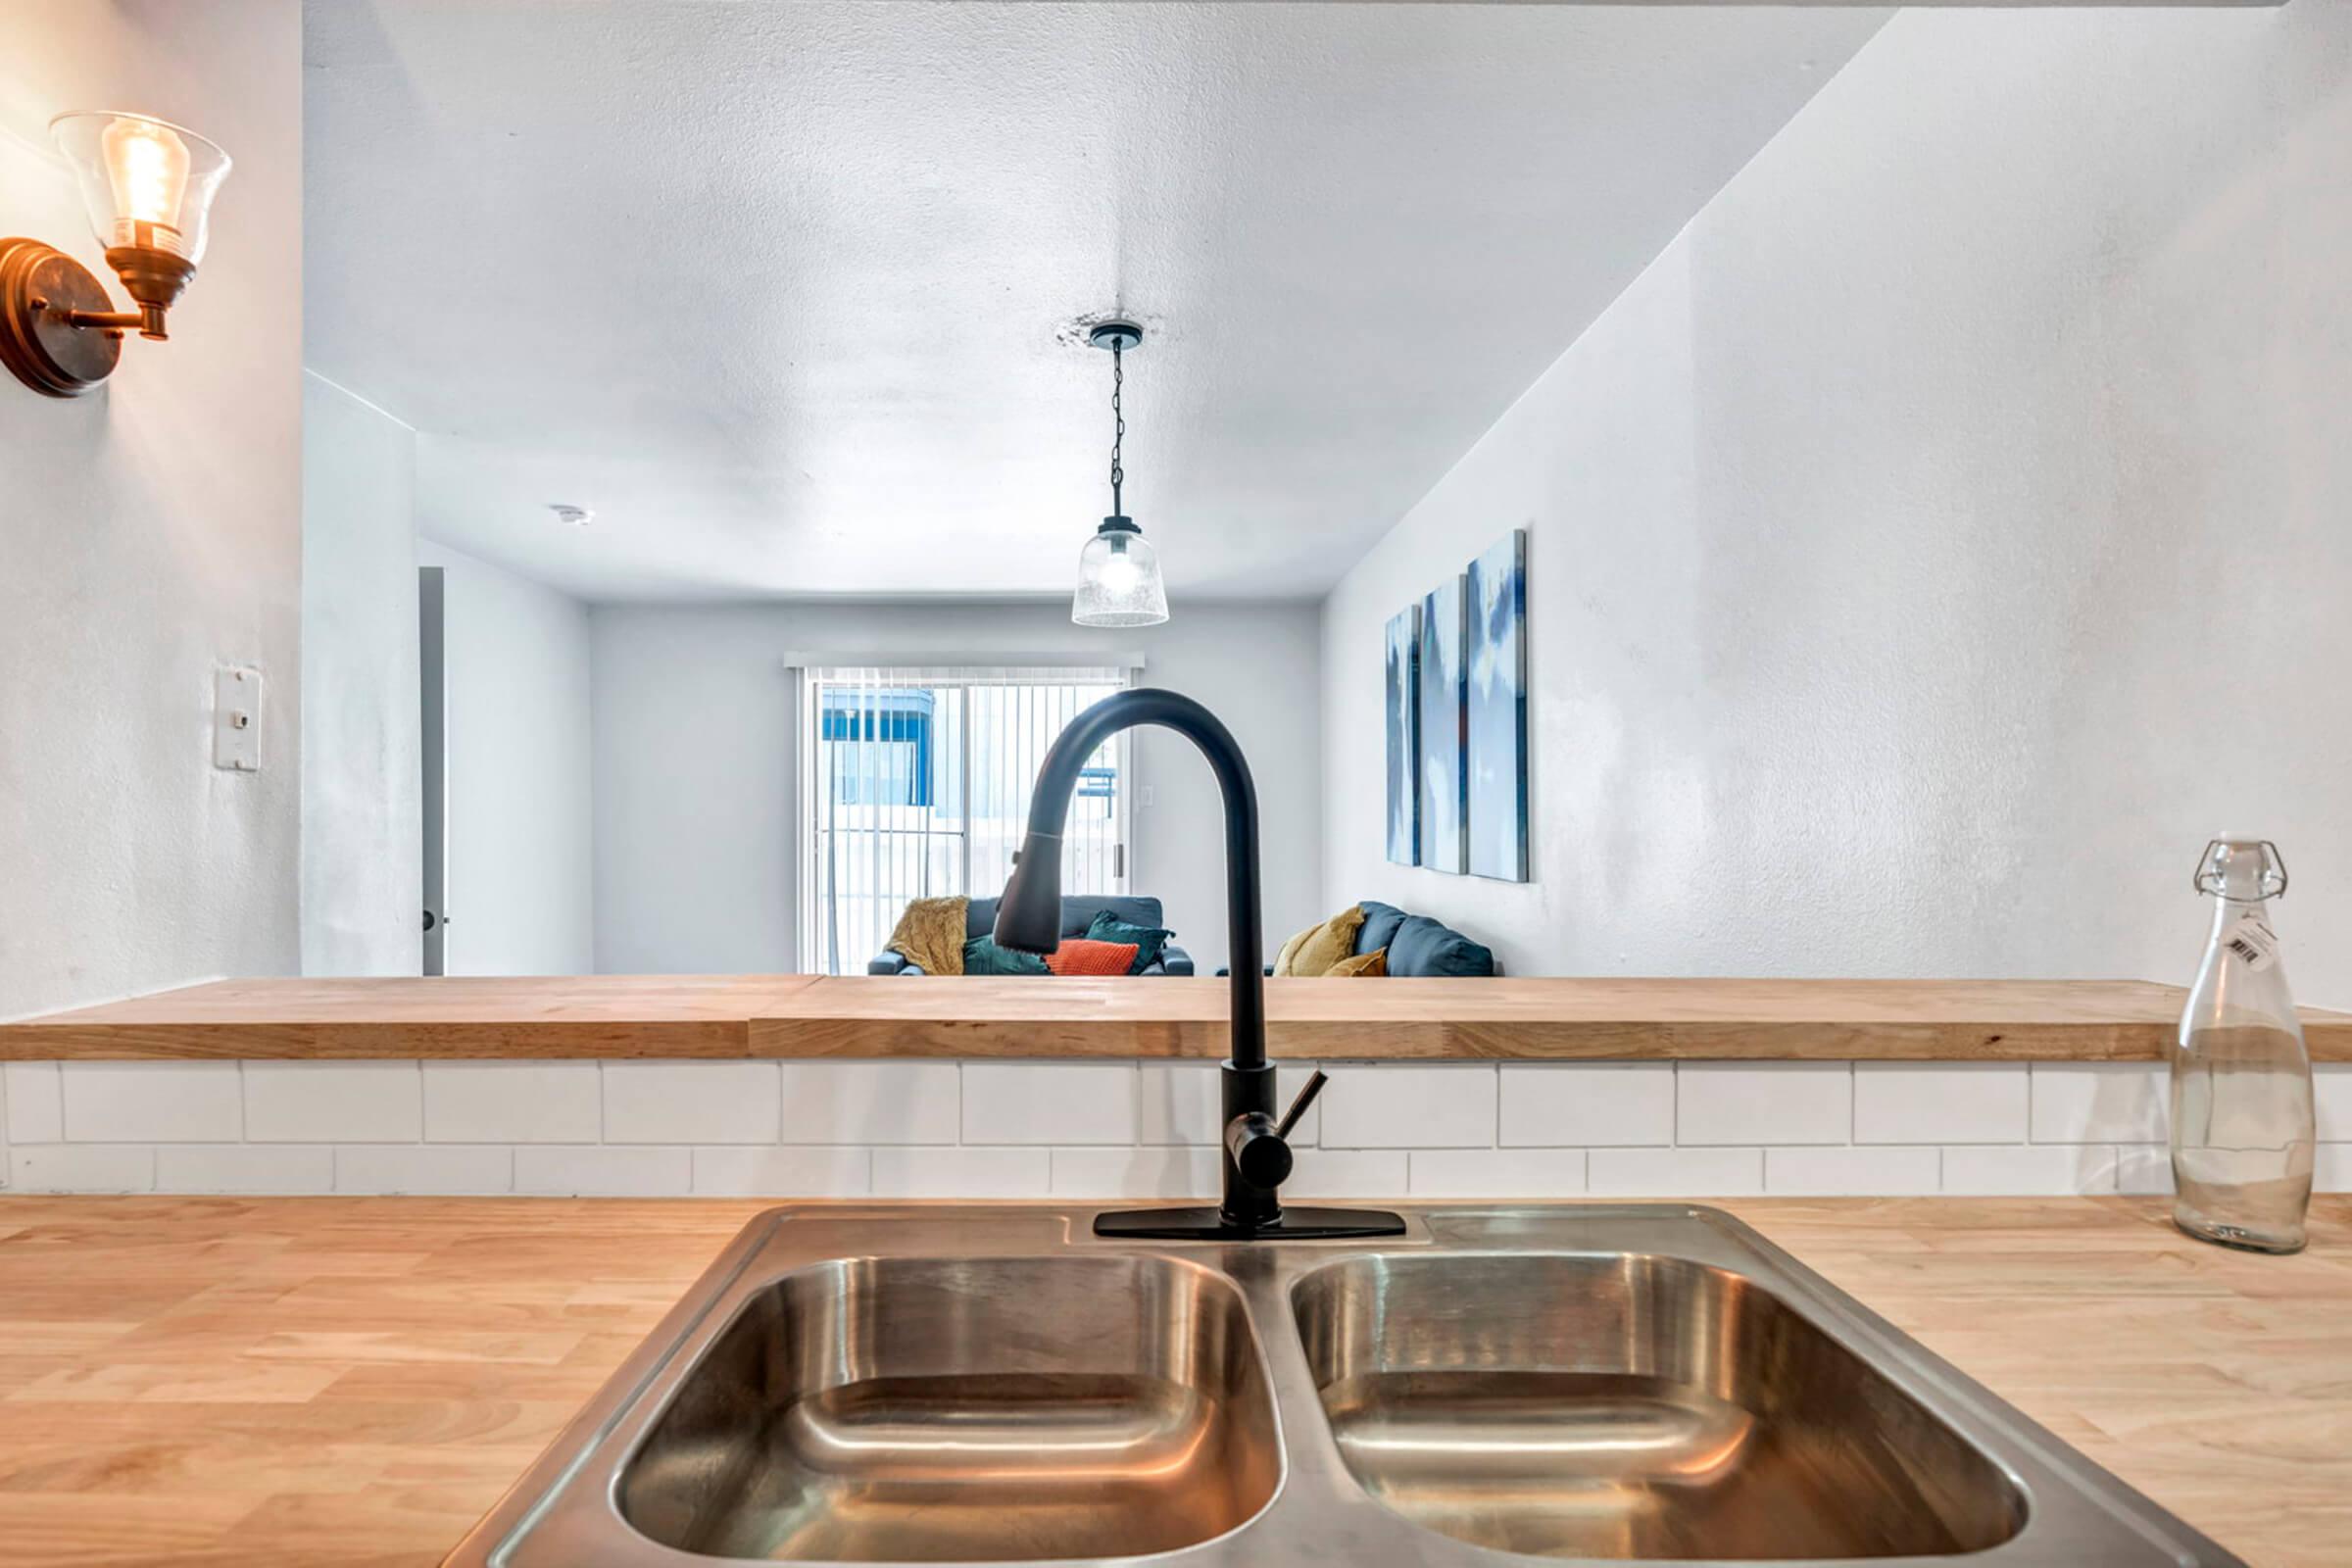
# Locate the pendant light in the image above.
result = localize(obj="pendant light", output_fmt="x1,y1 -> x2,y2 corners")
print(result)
1072,319 -> 1169,627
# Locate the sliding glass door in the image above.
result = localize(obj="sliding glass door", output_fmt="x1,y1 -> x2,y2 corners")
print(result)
796,665 -> 1132,974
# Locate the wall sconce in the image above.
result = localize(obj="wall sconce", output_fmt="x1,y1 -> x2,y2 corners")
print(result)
1,111 -> 231,398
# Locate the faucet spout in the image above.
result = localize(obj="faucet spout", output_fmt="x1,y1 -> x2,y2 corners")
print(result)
996,688 -> 1402,1242
995,688 -> 1266,1071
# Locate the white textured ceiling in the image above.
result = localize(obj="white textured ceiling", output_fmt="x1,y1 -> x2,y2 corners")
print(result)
304,2 -> 1888,601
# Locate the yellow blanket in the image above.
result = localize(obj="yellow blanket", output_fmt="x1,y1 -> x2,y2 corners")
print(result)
886,895 -> 969,976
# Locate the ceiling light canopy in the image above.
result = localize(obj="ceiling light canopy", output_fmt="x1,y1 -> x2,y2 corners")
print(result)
1072,319 -> 1168,628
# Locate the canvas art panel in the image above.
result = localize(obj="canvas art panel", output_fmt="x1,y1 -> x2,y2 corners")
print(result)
1417,574 -> 1467,874
1385,605 -> 1420,864
1467,529 -> 1528,881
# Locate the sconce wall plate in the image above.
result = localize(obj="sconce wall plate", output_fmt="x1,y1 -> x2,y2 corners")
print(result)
0,238 -> 122,398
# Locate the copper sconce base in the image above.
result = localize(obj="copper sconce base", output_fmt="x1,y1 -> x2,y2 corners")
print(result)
0,238 -> 122,397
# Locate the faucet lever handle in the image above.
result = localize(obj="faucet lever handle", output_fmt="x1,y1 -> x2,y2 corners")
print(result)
1274,1069 -> 1329,1143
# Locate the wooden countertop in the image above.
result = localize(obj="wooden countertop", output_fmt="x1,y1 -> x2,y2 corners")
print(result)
0,1195 -> 2342,1566
6,974 -> 2349,1061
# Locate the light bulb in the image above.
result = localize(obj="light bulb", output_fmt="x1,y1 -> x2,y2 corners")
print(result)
100,117 -> 193,253
1096,544 -> 1143,595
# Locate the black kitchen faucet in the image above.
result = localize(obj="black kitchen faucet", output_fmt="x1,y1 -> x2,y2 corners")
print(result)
994,687 -> 1405,1241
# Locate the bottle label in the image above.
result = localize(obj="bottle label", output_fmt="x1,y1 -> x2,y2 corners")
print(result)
2223,913 -> 2280,972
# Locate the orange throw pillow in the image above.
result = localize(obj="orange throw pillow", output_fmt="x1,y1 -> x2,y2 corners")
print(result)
1045,939 -> 1141,976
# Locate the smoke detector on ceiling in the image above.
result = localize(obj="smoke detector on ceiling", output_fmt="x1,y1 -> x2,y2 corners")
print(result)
549,504 -> 593,527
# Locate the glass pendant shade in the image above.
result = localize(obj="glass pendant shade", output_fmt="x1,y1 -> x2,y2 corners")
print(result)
1073,519 -> 1168,627
49,112 -> 232,264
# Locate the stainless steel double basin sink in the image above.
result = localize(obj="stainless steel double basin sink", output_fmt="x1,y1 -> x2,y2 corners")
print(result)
443,1204 -> 2238,1566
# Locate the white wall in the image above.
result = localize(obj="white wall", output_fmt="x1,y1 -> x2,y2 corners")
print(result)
416,542 -> 594,974
1322,3 -> 2352,1005
591,602 -> 1324,974
0,0 -> 305,1028
300,375 -> 421,975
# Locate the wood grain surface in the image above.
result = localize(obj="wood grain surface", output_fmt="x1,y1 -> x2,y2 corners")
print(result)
0,1195 -> 2342,1566
8,975 -> 2348,1061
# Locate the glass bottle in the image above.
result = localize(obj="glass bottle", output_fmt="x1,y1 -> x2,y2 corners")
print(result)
2170,838 -> 2313,1253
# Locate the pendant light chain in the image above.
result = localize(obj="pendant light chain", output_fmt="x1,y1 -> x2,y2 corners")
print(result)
1109,338 -> 1125,517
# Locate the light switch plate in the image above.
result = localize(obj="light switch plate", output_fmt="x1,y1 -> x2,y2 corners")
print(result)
213,664 -> 262,771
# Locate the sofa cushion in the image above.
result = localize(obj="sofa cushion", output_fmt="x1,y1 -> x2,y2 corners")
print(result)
1046,938 -> 1140,976
1355,901 -> 1409,956
963,935 -> 1050,975
1086,910 -> 1174,974
1386,914 -> 1496,977
966,894 -> 1165,940
1274,906 -> 1367,977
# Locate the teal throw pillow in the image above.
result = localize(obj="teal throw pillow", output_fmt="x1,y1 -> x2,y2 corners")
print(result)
1085,910 -> 1175,974
962,935 -> 1051,975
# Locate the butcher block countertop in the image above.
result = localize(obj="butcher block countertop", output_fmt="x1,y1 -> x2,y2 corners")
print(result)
7,974 -> 2350,1061
0,1195 -> 2343,1567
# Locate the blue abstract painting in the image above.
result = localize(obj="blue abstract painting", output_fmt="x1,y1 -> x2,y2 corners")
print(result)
1467,530 -> 1528,881
1384,605 -> 1419,864
1417,575 -> 1467,874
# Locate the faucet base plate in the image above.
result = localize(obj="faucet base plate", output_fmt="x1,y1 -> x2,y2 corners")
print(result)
1093,1205 -> 1407,1242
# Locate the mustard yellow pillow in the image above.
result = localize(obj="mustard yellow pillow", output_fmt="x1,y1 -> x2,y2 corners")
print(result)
1327,947 -> 1387,977
1274,905 -> 1367,977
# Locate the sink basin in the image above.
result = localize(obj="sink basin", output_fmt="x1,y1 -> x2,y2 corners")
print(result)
443,1204 -> 2242,1568
1293,1251 -> 2023,1560
617,1254 -> 1279,1561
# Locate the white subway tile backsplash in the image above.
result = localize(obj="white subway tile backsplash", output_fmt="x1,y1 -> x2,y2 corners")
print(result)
515,1145 -> 691,1197
780,1062 -> 958,1145
1677,1064 -> 1849,1147
1853,1064 -> 2027,1145
62,1062 -> 241,1142
1765,1146 -> 1941,1197
244,1062 -> 421,1143
1409,1149 -> 1587,1198
872,1147 -> 1051,1199
2112,1144 -> 2175,1196
158,1145 -> 333,1195
5,1063 -> 63,1143
17,1051 -> 2280,1200
2317,1144 -> 2352,1194
2313,1065 -> 2352,1142
1050,1147 -> 1221,1199
1588,1148 -> 1764,1198
1136,1064 -> 1221,1145
1942,1144 -> 2121,1195
1318,1065 -> 1495,1149
423,1061 -> 602,1144
12,1144 -> 154,1192
333,1145 -> 514,1196
962,1064 -> 1136,1145
1286,1149 -> 1409,1199
2031,1064 -> 2166,1144
1498,1064 -> 1673,1148
605,1062 -> 780,1145
692,1146 -> 870,1198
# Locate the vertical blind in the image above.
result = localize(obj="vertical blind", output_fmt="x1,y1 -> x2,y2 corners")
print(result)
796,664 -> 1134,974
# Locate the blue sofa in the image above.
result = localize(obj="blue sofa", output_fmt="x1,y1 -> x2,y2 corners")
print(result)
1225,901 -> 1498,977
868,895 -> 1195,976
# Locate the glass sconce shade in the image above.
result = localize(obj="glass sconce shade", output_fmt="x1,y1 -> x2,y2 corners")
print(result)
49,112 -> 232,265
1073,518 -> 1168,627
